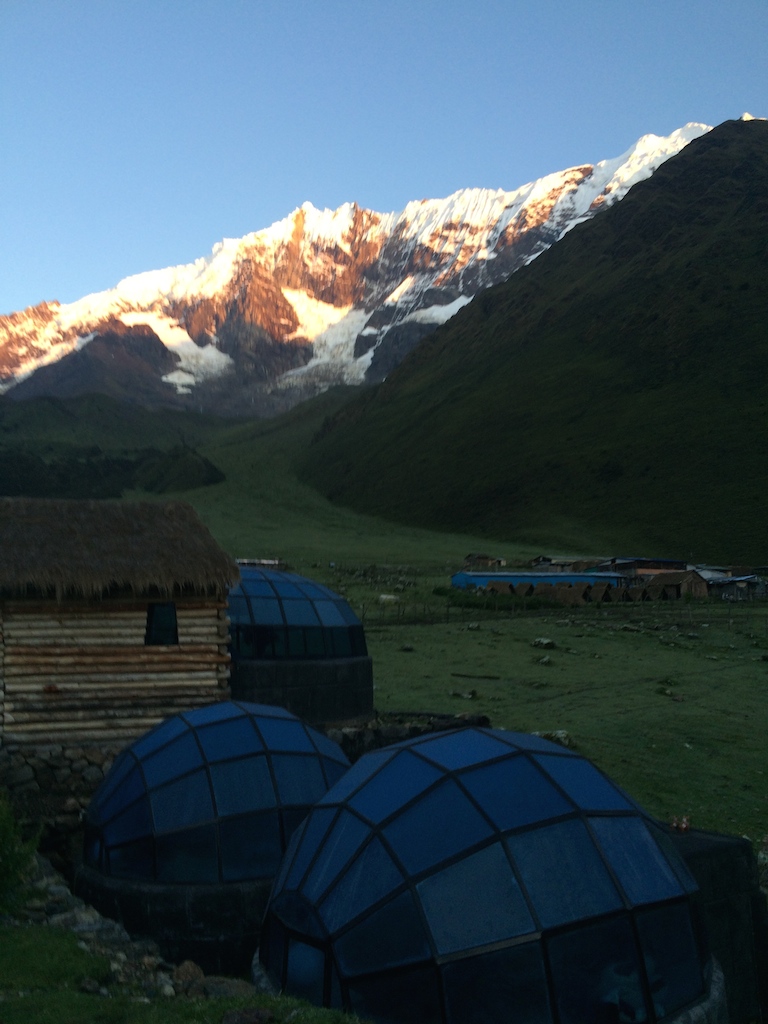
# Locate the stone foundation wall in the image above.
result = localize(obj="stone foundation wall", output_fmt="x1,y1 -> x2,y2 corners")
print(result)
0,741 -> 124,867
75,864 -> 272,975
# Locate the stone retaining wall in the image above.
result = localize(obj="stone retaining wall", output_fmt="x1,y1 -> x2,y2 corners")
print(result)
0,741 -> 123,866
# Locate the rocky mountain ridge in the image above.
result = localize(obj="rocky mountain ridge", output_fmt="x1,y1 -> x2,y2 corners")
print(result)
0,122 -> 711,416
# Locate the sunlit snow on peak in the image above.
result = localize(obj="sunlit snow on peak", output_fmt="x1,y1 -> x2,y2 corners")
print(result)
282,289 -> 355,340
119,311 -> 233,393
0,118 -> 724,409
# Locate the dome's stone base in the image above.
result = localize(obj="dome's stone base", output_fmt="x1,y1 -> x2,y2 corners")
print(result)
74,864 -> 273,975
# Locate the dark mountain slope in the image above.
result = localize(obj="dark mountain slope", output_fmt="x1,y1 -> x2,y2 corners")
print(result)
0,394 -> 230,499
303,119 -> 768,563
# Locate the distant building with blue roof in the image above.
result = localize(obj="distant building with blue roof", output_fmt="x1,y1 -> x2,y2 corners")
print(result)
451,571 -> 628,591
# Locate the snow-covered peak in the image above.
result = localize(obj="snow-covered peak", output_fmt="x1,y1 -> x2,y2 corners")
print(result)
595,121 -> 711,192
22,121 -> 714,337
37,234 -> 253,338
1,119 -> 721,411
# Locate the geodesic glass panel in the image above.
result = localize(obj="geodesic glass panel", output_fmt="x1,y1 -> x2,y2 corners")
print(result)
229,565 -> 367,661
460,756 -> 571,829
319,836 -> 404,933
347,964 -> 443,1024
588,816 -> 685,905
506,818 -> 623,928
286,940 -> 326,1005
199,716 -> 264,762
383,779 -> 495,874
636,903 -> 705,1016
547,915 -> 646,1024
349,750 -> 442,823
261,727 -> 707,1024
533,753 -> 633,811
335,890 -> 432,975
302,810 -> 370,902
83,701 -> 349,884
442,945 -> 551,1024
416,842 -> 534,953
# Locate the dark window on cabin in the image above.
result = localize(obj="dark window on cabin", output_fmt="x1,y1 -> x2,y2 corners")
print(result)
145,603 -> 179,645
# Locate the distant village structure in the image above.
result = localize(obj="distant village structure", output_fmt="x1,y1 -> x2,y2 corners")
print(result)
0,498 -> 239,834
454,554 -> 767,603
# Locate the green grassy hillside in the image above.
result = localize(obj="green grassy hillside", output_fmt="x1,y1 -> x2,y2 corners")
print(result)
0,395 -> 230,497
0,389 -> 537,568
154,388 -> 541,568
303,118 -> 768,564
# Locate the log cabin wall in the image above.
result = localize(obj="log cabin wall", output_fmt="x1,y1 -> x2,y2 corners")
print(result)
0,597 -> 231,745
0,497 -> 240,863
0,607 -> 4,749
0,596 -> 231,859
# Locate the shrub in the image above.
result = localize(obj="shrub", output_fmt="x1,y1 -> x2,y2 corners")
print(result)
0,790 -> 37,912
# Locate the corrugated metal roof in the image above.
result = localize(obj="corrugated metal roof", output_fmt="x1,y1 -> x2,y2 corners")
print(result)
707,575 -> 760,585
452,571 -> 628,589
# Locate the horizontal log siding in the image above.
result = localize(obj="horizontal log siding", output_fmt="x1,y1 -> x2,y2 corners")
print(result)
1,599 -> 231,744
0,609 -> 4,748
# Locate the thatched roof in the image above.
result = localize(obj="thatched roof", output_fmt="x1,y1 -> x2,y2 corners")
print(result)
0,498 -> 239,599
485,581 -> 512,596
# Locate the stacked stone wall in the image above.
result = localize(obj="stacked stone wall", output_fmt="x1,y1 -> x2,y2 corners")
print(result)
0,741 -> 124,866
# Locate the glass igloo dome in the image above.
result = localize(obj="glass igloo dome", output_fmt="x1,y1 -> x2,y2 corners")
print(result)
228,564 -> 373,724
229,565 -> 367,662
83,701 -> 350,884
260,728 -> 708,1024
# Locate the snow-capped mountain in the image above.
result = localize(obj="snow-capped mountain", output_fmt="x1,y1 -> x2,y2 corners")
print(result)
0,122 -> 711,416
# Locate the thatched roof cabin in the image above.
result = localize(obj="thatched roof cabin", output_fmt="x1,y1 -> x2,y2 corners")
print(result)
0,498 -> 238,600
0,499 -> 239,746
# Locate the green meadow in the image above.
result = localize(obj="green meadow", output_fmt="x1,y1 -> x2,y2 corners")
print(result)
364,601 -> 768,842
159,395 -> 768,848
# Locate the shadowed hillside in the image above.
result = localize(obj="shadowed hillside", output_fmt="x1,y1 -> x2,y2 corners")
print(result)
303,118 -> 768,563
0,395 -> 228,498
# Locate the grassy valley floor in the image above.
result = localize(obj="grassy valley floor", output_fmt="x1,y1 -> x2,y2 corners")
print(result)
362,598 -> 768,843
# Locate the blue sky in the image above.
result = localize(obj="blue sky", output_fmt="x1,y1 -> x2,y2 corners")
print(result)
1,0 -> 766,315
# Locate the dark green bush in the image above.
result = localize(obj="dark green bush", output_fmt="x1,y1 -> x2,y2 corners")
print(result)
0,791 -> 37,912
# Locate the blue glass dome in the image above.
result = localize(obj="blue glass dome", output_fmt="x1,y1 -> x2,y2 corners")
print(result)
261,728 -> 707,1024
83,701 -> 350,884
229,565 -> 367,662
